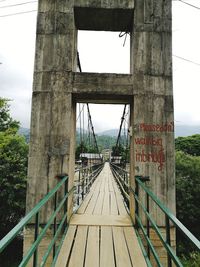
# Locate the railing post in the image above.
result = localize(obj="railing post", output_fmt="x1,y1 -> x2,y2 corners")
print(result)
135,178 -> 139,228
64,178 -> 68,229
86,167 -> 89,193
53,192 -> 57,258
146,192 -> 150,259
33,212 -> 39,267
82,169 -> 84,200
77,170 -> 80,206
165,215 -> 172,267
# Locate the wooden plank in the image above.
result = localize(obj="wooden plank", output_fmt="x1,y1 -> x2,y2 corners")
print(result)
124,227 -> 147,267
77,190 -> 94,214
115,191 -> 128,215
55,225 -> 77,267
68,226 -> 88,267
104,175 -> 109,193
70,214 -> 132,226
85,190 -> 100,214
84,189 -> 100,214
108,173 -> 114,192
110,192 -> 119,215
112,227 -> 132,267
77,175 -> 101,214
111,178 -> 128,215
93,192 -> 104,214
100,176 -> 106,192
100,226 -> 115,267
102,192 -> 110,215
85,226 -> 100,267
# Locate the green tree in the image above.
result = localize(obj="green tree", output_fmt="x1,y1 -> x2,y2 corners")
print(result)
175,134 -> 200,156
0,98 -> 19,132
111,143 -> 125,157
0,98 -> 28,236
75,142 -> 88,159
176,150 -> 200,256
0,132 -> 28,236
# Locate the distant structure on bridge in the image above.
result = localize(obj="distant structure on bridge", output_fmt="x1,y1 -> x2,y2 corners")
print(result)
80,153 -> 103,166
25,0 -> 175,266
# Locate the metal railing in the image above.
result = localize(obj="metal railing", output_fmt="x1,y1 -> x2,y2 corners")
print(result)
133,176 -> 200,267
0,175 -> 73,267
110,163 -> 200,267
0,163 -> 104,266
110,162 -> 130,208
74,163 -> 104,208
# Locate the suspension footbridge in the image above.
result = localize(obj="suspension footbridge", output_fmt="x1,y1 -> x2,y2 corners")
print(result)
1,1 -> 200,266
56,163 -> 146,267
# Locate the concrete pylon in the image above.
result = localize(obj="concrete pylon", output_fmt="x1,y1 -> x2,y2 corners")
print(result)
25,1 -> 175,266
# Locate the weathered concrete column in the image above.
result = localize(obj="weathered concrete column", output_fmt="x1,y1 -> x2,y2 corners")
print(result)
25,0 -> 175,266
130,1 -> 175,265
24,1 -> 77,264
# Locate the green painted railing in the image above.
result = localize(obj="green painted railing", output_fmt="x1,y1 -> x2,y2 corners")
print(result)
133,176 -> 200,267
0,175 -> 73,267
110,163 -> 200,267
0,163 -> 104,266
110,162 -> 130,208
74,163 -> 104,208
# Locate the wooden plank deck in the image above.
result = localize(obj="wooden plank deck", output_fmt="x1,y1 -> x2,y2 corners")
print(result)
56,163 -> 147,267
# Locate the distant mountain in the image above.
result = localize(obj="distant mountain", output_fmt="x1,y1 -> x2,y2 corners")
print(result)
18,125 -> 200,144
98,125 -> 200,138
18,127 -> 29,135
175,125 -> 200,137
18,127 -> 30,142
98,129 -> 118,137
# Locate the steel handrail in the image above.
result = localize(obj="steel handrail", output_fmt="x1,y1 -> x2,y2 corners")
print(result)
134,176 -> 200,250
0,163 -> 104,266
0,175 -> 74,267
109,164 -> 200,266
0,176 -> 69,253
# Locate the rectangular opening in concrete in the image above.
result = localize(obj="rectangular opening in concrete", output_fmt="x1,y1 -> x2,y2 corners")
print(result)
77,30 -> 130,74
75,103 -> 130,167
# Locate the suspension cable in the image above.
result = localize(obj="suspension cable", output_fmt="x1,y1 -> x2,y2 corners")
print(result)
114,105 -> 127,152
86,103 -> 102,161
77,51 -> 102,162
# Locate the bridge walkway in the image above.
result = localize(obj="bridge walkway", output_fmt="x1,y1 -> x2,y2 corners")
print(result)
56,163 -> 147,267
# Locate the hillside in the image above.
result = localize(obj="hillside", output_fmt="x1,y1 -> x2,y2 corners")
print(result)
18,125 -> 200,147
18,127 -> 30,142
175,125 -> 200,137
98,125 -> 200,138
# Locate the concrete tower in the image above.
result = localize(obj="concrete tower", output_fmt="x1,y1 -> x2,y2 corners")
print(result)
25,1 -> 174,265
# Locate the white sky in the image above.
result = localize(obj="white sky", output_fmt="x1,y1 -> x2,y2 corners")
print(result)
0,0 -> 200,132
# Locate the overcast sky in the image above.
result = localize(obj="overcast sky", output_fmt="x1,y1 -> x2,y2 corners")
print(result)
0,0 -> 200,132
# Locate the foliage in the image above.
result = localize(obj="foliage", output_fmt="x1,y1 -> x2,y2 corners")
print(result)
0,98 -> 19,132
76,132 -> 117,150
181,252 -> 200,267
111,143 -> 125,156
18,127 -> 30,143
75,142 -> 98,159
0,131 -> 28,236
96,135 -> 117,150
175,134 -> 200,156
0,98 -> 28,237
111,143 -> 130,163
175,150 -> 200,256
